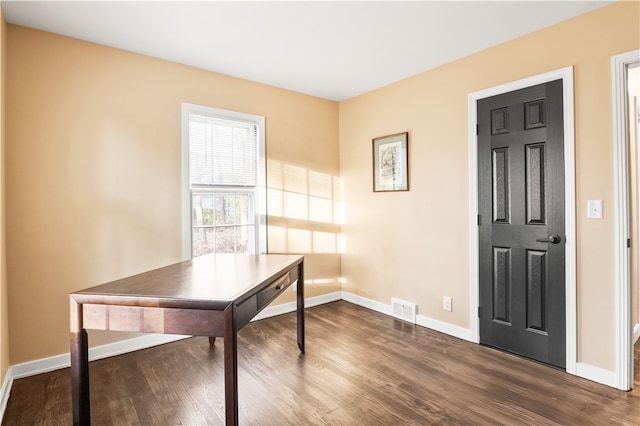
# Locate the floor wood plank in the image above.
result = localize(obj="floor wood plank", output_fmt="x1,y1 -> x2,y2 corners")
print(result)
3,301 -> 639,425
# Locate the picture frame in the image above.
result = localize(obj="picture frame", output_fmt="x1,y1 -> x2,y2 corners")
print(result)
372,132 -> 409,192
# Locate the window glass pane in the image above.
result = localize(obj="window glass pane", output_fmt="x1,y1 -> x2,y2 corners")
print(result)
193,193 -> 253,224
214,195 -> 224,225
192,226 -> 254,256
211,226 -> 254,254
192,194 -> 215,227
223,195 -> 236,225
193,228 -> 215,258
191,192 -> 255,256
215,227 -> 236,253
215,194 -> 250,225
235,226 -> 252,254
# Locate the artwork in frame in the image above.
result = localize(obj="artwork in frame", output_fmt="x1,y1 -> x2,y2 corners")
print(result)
372,132 -> 409,192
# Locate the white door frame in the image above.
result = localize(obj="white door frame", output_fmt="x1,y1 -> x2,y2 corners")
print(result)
612,49 -> 640,391
467,66 -> 577,375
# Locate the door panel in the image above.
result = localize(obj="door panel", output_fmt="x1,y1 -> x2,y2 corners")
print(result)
478,80 -> 565,368
526,249 -> 547,332
526,143 -> 546,224
493,247 -> 511,323
492,148 -> 510,223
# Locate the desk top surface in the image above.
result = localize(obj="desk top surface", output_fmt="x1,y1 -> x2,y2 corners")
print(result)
70,254 -> 303,309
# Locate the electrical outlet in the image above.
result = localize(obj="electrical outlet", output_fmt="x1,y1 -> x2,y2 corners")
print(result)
443,296 -> 452,312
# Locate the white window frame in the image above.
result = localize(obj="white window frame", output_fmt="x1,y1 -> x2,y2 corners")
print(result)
181,103 -> 267,260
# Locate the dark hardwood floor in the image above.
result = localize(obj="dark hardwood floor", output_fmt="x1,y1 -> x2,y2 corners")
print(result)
3,301 -> 639,425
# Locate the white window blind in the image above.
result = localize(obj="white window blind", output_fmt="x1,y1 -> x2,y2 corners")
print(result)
189,114 -> 258,187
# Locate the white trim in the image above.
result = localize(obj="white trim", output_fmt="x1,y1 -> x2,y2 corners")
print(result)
634,322 -> 640,344
341,291 -> 393,316
0,369 -> 12,422
467,67 -> 577,374
416,315 -> 474,342
181,105 -> 192,260
575,363 -> 618,389
612,49 -> 640,391
467,96 -> 480,344
10,334 -> 190,382
253,291 -> 342,321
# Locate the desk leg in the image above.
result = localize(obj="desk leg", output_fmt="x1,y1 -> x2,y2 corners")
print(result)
70,298 -> 90,425
223,304 -> 238,426
297,261 -> 305,353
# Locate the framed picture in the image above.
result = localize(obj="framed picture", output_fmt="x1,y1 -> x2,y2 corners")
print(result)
372,132 -> 409,192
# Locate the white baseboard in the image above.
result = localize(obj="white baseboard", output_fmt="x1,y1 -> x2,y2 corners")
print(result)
341,291 -> 474,342
341,291 -> 393,316
634,322 -> 640,344
0,368 -> 12,422
9,334 -> 189,382
253,291 -> 342,321
575,362 -> 617,389
415,315 -> 474,342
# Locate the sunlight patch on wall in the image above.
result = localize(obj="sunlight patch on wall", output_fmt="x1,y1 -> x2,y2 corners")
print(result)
267,160 -> 344,225
287,228 -> 312,253
285,191 -> 308,221
267,159 -> 344,254
268,226 -> 343,254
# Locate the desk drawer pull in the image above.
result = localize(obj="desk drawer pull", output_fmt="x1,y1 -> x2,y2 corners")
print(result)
269,274 -> 290,291
257,273 -> 290,309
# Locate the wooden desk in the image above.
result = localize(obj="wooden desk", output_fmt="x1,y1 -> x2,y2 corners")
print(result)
69,254 -> 304,426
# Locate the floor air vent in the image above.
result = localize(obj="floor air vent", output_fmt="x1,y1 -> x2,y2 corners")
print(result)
391,298 -> 417,324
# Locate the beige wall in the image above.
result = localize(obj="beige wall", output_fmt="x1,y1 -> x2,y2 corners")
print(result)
0,7 -> 8,386
5,25 -> 340,363
339,1 -> 639,371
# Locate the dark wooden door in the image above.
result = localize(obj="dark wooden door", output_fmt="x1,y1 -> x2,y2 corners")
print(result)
478,80 -> 565,368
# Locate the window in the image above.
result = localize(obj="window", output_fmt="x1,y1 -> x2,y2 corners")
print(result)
182,103 -> 266,259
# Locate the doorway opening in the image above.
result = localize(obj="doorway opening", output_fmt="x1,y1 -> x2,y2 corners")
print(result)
612,49 -> 640,391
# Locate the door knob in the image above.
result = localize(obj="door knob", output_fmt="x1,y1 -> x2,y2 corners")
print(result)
536,235 -> 561,244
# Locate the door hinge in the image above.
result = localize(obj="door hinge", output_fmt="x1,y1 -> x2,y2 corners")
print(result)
477,214 -> 480,226
627,238 -> 632,248
478,306 -> 482,318
476,124 -> 479,135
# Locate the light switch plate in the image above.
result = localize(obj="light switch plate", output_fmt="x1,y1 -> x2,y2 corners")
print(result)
587,200 -> 603,219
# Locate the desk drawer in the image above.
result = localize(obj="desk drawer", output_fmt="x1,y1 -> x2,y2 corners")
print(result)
235,268 -> 298,328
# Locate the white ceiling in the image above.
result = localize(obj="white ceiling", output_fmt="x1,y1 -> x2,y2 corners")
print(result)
1,1 -> 613,101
